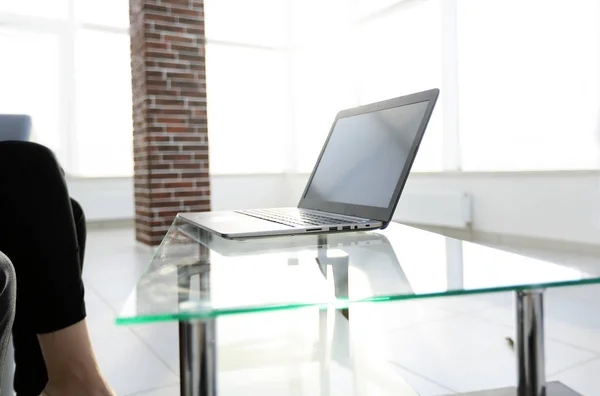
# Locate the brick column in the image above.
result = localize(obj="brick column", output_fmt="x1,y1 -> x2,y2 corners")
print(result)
130,0 -> 210,246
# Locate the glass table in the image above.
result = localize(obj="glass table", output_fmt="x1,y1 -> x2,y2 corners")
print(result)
118,214 -> 598,396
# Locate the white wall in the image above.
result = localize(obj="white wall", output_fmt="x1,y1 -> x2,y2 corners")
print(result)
403,171 -> 600,246
68,171 -> 600,247
66,174 -> 299,221
210,174 -> 298,210
67,177 -> 134,221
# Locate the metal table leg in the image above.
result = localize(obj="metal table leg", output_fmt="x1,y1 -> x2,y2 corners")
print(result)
516,290 -> 546,396
446,290 -> 580,395
179,320 -> 217,396
319,308 -> 331,396
177,241 -> 216,396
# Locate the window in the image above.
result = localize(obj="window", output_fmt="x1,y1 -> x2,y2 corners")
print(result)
291,44 -> 359,172
290,0 -> 444,173
356,0 -> 407,18
356,0 -> 443,171
458,0 -> 600,171
5,0 -> 595,178
204,0 -> 291,174
290,0 -> 354,48
74,0 -> 130,29
74,29 -> 133,177
289,0 -> 600,174
206,44 -> 288,174
0,28 -> 62,156
204,0 -> 287,47
0,0 -> 69,20
0,0 -> 132,177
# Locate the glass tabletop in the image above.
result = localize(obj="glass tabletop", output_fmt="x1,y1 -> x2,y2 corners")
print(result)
117,214 -> 600,325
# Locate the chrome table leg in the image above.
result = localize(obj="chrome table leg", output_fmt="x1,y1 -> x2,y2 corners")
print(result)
179,320 -> 217,396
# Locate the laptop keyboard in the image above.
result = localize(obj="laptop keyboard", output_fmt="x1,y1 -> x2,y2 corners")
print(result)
235,208 -> 361,228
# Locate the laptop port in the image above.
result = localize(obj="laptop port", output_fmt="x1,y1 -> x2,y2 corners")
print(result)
342,226 -> 351,230
307,228 -> 320,232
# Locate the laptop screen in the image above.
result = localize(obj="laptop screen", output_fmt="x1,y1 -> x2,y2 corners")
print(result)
303,100 -> 431,209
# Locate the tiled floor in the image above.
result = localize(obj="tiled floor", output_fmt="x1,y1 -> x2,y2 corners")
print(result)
61,227 -> 600,395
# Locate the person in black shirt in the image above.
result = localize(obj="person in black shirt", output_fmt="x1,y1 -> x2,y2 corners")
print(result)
0,141 -> 114,396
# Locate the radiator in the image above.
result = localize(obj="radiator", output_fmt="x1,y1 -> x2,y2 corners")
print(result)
393,192 -> 472,229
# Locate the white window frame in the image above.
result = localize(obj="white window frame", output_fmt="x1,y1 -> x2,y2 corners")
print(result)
0,1 -> 129,177
286,0 -> 600,174
3,0 -> 596,176
439,0 -> 461,172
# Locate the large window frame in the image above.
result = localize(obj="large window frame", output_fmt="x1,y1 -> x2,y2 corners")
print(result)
285,0 -> 600,174
206,0 -> 454,175
2,0 -> 598,177
285,0 -> 457,174
0,0 -> 130,177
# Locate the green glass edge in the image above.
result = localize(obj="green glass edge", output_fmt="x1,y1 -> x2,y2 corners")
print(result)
115,277 -> 600,325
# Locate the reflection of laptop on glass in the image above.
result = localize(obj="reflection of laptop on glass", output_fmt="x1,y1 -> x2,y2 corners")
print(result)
181,88 -> 439,239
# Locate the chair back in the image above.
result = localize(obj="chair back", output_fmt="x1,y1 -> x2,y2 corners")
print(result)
0,114 -> 32,141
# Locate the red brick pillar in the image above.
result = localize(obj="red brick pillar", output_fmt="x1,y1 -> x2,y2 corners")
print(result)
129,0 -> 210,246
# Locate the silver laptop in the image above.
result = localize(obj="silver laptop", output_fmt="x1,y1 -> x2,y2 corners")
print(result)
181,88 -> 439,239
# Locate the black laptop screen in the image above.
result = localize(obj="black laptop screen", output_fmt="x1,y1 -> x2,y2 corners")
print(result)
303,100 -> 430,208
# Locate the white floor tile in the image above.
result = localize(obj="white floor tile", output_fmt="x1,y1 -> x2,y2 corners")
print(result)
382,315 -> 595,393
129,322 -> 180,374
418,292 -> 514,315
128,384 -> 180,396
349,299 -> 459,333
389,364 -> 456,395
129,309 -> 325,375
84,229 -> 153,313
84,285 -> 178,395
471,292 -> 600,354
90,326 -> 179,395
216,361 -> 417,396
546,287 -> 600,330
85,285 -> 117,328
344,293 -> 514,342
549,357 -> 600,395
550,283 -> 600,304
84,271 -> 145,315
129,324 -> 419,395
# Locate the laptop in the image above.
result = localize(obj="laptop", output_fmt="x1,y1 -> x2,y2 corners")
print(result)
176,219 -> 388,256
181,88 -> 439,239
